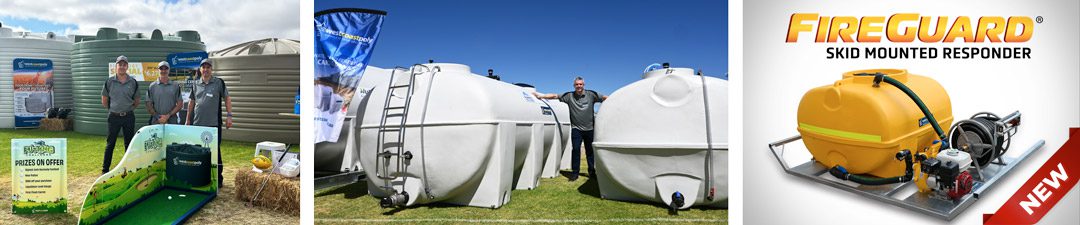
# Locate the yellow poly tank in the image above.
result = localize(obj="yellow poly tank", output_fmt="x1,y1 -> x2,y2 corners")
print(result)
797,69 -> 952,178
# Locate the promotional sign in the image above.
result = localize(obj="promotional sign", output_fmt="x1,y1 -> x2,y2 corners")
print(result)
167,51 -> 209,70
167,51 -> 210,122
109,62 -> 163,81
11,138 -> 67,214
78,125 -> 219,225
313,8 -> 386,143
742,0 -> 1078,224
12,58 -> 54,128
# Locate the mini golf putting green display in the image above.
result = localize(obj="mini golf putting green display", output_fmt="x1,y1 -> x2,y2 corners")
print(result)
78,125 -> 222,225
102,189 -> 214,225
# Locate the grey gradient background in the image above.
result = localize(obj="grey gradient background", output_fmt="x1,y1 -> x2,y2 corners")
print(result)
742,0 -> 1080,224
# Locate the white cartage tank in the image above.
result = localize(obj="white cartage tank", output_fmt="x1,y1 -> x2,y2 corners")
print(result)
593,66 -> 728,210
0,27 -> 74,128
514,84 -> 572,179
357,63 -> 561,209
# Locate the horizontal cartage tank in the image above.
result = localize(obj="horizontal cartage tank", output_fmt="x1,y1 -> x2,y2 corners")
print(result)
356,63 -> 559,208
593,67 -> 728,209
797,69 -> 952,178
210,38 -> 300,144
72,28 -> 205,135
0,27 -> 73,128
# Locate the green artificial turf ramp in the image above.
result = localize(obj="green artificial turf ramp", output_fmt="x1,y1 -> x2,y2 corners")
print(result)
103,189 -> 211,225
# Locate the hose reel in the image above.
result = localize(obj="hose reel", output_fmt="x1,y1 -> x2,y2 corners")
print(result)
948,111 -> 1020,167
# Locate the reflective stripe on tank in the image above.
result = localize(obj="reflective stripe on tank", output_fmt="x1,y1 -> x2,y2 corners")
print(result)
798,122 -> 881,142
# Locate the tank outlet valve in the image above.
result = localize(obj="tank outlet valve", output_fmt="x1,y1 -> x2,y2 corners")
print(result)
380,191 -> 410,208
669,190 -> 686,215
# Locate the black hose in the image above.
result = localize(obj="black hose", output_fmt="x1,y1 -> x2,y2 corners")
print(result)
828,150 -> 914,185
855,72 -> 947,141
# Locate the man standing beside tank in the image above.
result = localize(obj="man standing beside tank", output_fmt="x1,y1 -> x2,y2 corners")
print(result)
534,76 -> 608,181
100,55 -> 139,174
145,61 -> 182,124
185,59 -> 232,188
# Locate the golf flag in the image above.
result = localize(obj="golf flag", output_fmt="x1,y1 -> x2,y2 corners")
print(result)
314,8 -> 386,143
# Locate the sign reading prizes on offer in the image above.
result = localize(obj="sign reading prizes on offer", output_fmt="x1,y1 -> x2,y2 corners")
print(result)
11,138 -> 67,214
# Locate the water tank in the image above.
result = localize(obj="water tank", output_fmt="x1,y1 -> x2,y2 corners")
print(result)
797,69 -> 952,178
72,28 -> 205,135
356,63 -> 561,208
210,38 -> 300,144
593,67 -> 728,209
0,27 -> 73,128
514,84 -> 572,179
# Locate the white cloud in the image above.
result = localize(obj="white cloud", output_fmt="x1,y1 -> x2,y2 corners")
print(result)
0,0 -> 299,50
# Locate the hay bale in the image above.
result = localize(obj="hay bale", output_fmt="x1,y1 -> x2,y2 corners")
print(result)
39,118 -> 72,131
235,169 -> 299,215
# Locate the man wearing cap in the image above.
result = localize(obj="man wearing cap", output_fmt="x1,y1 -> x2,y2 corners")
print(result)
186,59 -> 231,188
100,55 -> 139,174
185,59 -> 232,128
145,61 -> 182,124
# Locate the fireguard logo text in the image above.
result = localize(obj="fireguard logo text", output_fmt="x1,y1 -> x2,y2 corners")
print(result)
786,13 -> 1035,43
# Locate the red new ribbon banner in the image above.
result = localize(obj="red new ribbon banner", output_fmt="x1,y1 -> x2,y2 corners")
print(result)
984,128 -> 1080,224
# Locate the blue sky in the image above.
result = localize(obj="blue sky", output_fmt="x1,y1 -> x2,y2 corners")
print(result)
316,0 -> 727,97
0,16 -> 76,33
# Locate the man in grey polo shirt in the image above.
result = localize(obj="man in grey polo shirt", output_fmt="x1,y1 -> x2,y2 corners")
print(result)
534,76 -> 608,181
146,61 -> 182,124
100,55 -> 140,174
186,58 -> 231,188
185,59 -> 233,128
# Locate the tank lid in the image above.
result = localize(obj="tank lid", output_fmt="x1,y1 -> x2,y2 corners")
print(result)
643,67 -> 694,79
176,30 -> 201,42
96,27 -> 119,40
211,38 -> 300,56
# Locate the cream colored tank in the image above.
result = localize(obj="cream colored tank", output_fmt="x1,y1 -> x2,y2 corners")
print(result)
593,67 -> 728,209
356,63 -> 561,208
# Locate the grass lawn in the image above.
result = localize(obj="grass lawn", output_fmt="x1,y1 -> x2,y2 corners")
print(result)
314,156 -> 727,224
0,129 -> 300,225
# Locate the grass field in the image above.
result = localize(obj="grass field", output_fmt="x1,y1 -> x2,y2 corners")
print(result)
0,129 -> 299,225
314,158 -> 727,224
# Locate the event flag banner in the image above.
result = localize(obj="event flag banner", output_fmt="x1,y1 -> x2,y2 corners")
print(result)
12,58 -> 54,128
11,138 -> 67,214
313,8 -> 386,143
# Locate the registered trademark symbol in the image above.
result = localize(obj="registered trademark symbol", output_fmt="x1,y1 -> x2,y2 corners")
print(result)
1036,16 -> 1043,23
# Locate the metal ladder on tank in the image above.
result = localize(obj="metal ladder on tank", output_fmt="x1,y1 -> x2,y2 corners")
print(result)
374,65 -> 435,198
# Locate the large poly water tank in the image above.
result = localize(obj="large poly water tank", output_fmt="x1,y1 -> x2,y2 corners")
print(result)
797,69 -> 952,178
210,38 -> 300,144
0,27 -> 73,128
72,28 -> 205,135
355,63 -> 562,208
593,67 -> 728,209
